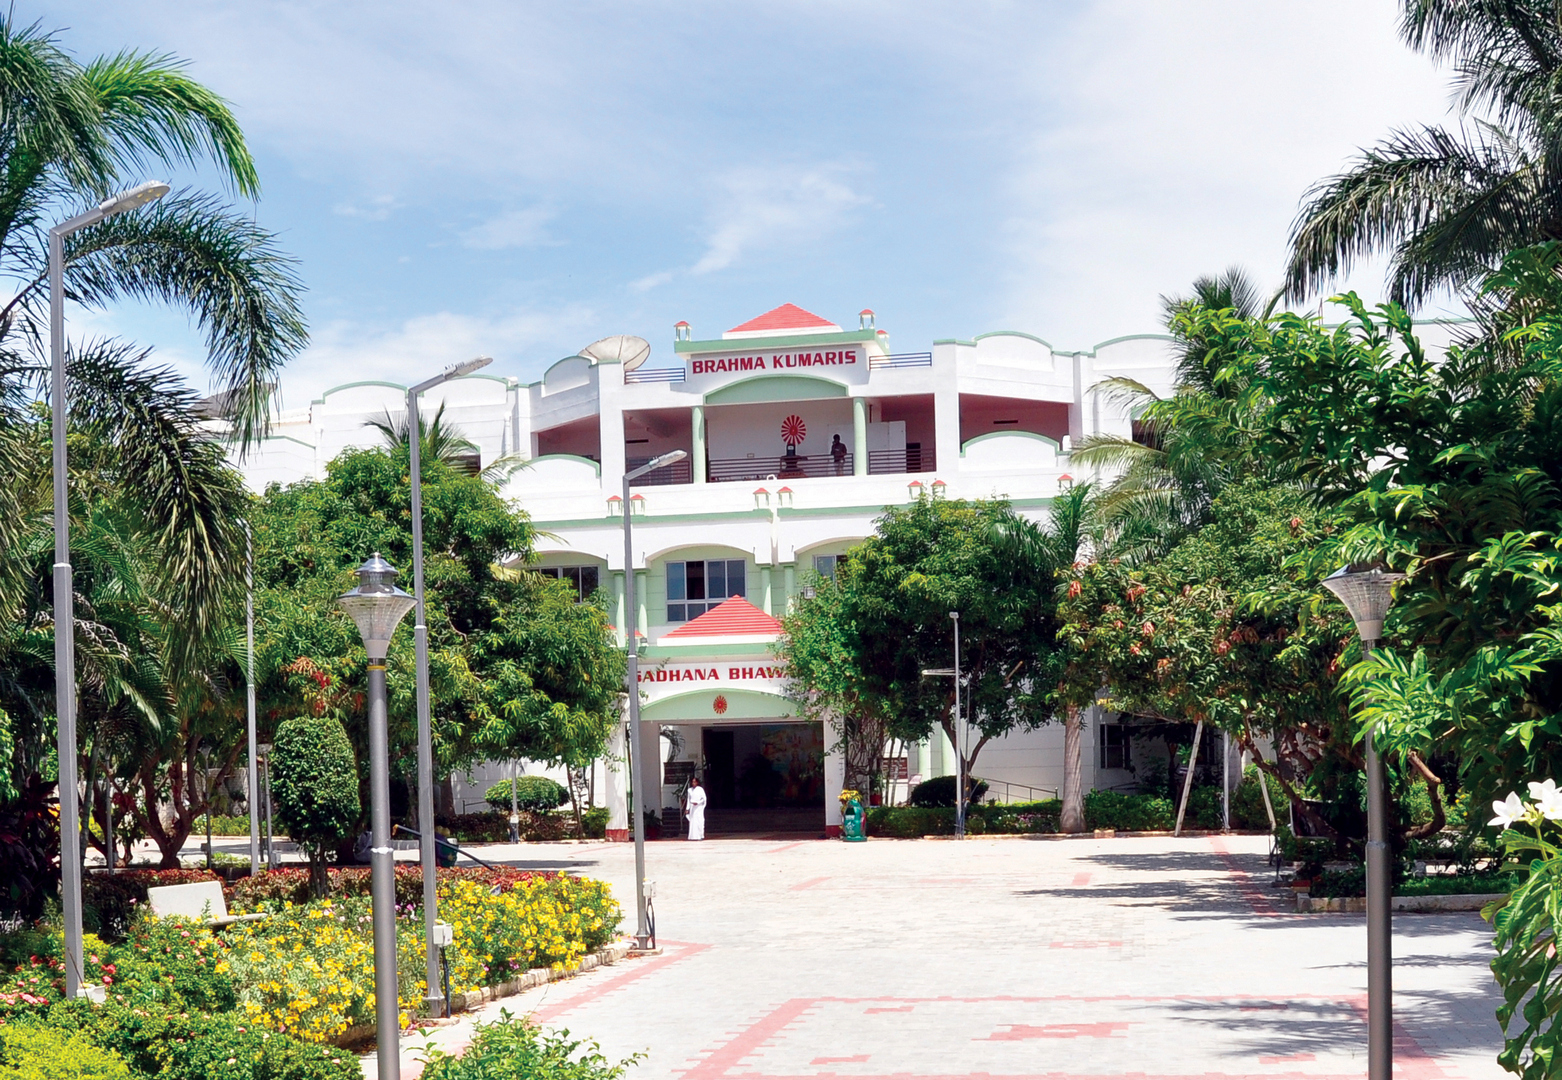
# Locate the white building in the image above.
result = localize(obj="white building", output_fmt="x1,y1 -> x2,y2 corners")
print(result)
231,303 -> 1469,837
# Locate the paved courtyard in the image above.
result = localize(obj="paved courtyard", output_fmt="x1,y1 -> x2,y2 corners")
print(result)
363,833 -> 1506,1080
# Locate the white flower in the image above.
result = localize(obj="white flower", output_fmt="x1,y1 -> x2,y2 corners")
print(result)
1491,792 -> 1529,829
1528,780 -> 1562,821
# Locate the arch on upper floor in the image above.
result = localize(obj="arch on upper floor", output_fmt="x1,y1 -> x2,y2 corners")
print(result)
960,430 -> 1060,455
703,373 -> 848,406
640,540 -> 755,566
793,535 -> 870,558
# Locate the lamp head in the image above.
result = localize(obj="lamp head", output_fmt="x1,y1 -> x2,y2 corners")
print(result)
99,181 -> 170,217
337,552 -> 416,659
445,355 -> 493,379
650,449 -> 688,470
1320,562 -> 1405,643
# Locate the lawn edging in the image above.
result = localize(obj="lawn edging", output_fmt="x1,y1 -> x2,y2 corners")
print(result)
1295,892 -> 1506,914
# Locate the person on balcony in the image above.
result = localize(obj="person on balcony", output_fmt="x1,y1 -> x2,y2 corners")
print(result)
831,434 -> 847,475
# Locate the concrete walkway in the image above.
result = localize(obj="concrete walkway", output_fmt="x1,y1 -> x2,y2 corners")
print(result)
351,833 -> 1503,1079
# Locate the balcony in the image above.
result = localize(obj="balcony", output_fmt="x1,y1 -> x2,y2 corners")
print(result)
704,448 -> 935,483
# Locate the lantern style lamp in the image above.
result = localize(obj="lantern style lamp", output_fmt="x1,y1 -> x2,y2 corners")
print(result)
338,553 -> 416,1080
1319,562 -> 1403,1080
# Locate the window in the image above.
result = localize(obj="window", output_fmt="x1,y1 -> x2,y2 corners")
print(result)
1098,723 -> 1132,770
667,559 -> 745,622
536,565 -> 601,601
813,554 -> 838,579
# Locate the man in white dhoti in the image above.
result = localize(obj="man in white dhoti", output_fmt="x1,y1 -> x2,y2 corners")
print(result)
685,777 -> 707,841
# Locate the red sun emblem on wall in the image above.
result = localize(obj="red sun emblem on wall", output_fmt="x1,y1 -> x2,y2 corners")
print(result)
712,694 -> 729,715
780,414 -> 806,447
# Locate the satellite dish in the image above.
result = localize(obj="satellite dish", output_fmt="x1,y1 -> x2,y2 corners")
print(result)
582,335 -> 652,372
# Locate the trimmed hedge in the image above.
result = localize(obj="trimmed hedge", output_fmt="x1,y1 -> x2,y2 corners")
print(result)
484,776 -> 569,813
0,1020 -> 132,1080
865,788 -> 1234,837
437,810 -> 575,843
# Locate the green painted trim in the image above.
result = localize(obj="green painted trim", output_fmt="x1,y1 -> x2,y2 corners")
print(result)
260,435 -> 316,449
932,338 -> 976,347
973,330 -> 1055,349
530,453 -> 602,477
675,329 -> 877,354
704,374 -> 847,405
316,379 -> 408,403
961,430 -> 1060,456
1088,333 -> 1177,351
643,641 -> 779,658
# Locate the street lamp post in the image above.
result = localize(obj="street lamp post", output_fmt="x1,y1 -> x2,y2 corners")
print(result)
246,520 -> 260,876
921,611 -> 965,839
51,180 -> 170,999
406,354 -> 491,1014
338,554 -> 417,1080
1320,562 -> 1403,1080
622,449 -> 687,949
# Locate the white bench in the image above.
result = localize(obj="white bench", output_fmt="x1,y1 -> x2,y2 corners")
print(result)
145,879 -> 266,929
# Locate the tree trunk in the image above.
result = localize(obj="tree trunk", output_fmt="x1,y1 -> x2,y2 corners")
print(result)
308,852 -> 329,898
1061,705 -> 1085,833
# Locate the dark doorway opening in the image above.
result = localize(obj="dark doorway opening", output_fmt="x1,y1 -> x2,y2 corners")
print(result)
703,729 -> 735,808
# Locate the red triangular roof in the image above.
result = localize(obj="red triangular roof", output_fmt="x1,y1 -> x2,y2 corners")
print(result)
728,303 -> 835,334
663,596 -> 783,638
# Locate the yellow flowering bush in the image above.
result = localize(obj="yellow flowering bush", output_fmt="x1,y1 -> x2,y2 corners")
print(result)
221,897 -> 423,1044
439,875 -> 620,996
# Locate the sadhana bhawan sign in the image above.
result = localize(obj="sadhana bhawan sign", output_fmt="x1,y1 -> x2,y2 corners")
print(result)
637,663 -> 785,684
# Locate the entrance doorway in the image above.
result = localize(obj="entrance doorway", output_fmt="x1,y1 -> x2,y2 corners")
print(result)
697,722 -> 824,835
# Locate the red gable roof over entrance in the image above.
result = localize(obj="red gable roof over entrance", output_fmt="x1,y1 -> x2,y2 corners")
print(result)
663,596 -> 783,638
727,303 -> 835,334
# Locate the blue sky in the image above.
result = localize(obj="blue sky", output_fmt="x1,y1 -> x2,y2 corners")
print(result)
43,2 -> 1454,408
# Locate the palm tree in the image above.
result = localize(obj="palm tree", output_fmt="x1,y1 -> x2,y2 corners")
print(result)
365,402 -> 480,466
1071,268 -> 1270,562
1285,0 -> 1562,305
0,17 -> 304,836
988,485 -> 1093,832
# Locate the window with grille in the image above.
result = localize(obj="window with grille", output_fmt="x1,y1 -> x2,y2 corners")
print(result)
667,559 -> 746,622
813,554 -> 838,578
535,565 -> 601,601
1098,723 -> 1132,770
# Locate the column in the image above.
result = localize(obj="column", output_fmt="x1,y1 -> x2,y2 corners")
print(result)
852,396 -> 868,476
613,571 -> 626,647
638,720 -> 663,824
691,404 -> 706,485
824,719 -> 846,837
938,725 -> 956,778
761,565 -> 773,615
605,721 -> 629,841
635,570 -> 649,640
916,739 -> 932,785
783,563 -> 796,613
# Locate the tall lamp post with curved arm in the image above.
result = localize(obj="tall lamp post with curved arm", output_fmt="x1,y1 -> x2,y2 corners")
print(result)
51,181 -> 170,1000
623,449 -> 687,949
405,354 -> 491,1016
1320,562 -> 1403,1080
339,554 -> 417,1080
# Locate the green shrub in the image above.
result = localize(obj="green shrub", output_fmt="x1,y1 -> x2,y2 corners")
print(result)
1185,786 -> 1224,830
865,806 -> 954,837
485,776 -> 569,813
581,806 -> 609,839
107,916 -> 238,1013
1083,790 -> 1175,831
0,1020 -> 131,1080
1230,767 -> 1285,830
418,1010 -> 640,1080
907,775 -> 989,808
1273,824 -> 1333,865
437,810 -> 573,843
46,998 -> 361,1080
270,716 -> 360,898
976,800 -> 1063,834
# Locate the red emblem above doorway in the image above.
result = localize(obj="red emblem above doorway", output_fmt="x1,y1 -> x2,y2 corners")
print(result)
713,694 -> 729,715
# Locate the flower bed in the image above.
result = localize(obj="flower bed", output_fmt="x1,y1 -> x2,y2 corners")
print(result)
227,864 -> 550,911
440,875 -> 619,994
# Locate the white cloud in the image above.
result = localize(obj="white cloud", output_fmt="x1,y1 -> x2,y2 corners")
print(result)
630,270 -> 674,293
691,164 -> 872,275
333,194 -> 399,220
460,206 -> 558,250
276,306 -> 599,409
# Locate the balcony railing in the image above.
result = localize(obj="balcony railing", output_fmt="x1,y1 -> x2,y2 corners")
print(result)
624,367 -> 686,384
869,448 -> 935,474
627,455 -> 692,486
708,453 -> 854,482
869,351 -> 933,369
